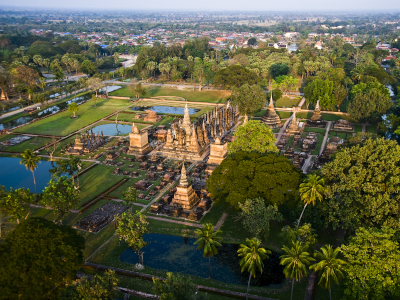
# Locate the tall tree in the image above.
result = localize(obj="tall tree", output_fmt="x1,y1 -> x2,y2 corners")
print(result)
238,198 -> 283,241
68,102 -> 79,118
230,83 -> 266,117
227,120 -> 278,154
0,218 -> 85,300
280,241 -> 315,300
42,176 -> 80,222
297,174 -> 326,227
309,245 -> 346,300
20,149 -> 40,194
115,211 -> 149,265
320,138 -> 400,231
194,223 -> 222,279
238,237 -> 270,300
0,187 -> 34,225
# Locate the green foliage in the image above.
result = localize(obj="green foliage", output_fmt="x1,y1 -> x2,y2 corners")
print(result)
280,223 -> 318,248
304,78 -> 335,109
310,245 -> 346,298
152,272 -> 207,300
247,38 -> 257,46
238,198 -> 283,241
58,270 -> 118,300
270,63 -> 290,78
320,138 -> 400,230
230,83 -> 265,116
266,89 -> 283,101
238,237 -> 270,278
228,120 -> 277,154
68,102 -> 79,117
20,149 -> 40,194
42,176 -> 80,220
0,186 -> 34,223
341,227 -> 400,300
194,223 -> 222,278
115,211 -> 149,263
80,59 -> 97,76
280,241 -> 315,300
213,65 -> 260,89
347,87 -> 393,122
206,151 -> 302,208
122,187 -> 138,205
0,218 -> 84,300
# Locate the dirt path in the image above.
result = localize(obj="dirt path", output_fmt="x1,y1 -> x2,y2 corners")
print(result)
319,121 -> 332,156
214,213 -> 228,230
301,155 -> 315,174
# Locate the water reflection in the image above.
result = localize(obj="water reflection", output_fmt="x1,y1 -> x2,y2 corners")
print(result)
131,106 -> 200,115
91,123 -> 133,136
120,233 -> 284,287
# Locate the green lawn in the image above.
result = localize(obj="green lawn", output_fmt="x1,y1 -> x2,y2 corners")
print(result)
367,125 -> 377,133
303,127 -> 326,134
311,133 -> 325,155
296,111 -> 313,119
4,136 -> 53,152
321,113 -> 353,122
77,164 -> 124,207
110,86 -> 231,103
276,111 -> 292,119
275,97 -> 301,108
14,98 -> 132,136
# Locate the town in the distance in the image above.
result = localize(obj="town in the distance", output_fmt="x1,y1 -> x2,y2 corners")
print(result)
0,7 -> 400,300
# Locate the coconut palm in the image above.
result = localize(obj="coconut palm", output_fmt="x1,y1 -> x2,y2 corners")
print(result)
68,102 -> 79,118
238,237 -> 270,300
20,149 -> 40,194
280,241 -> 315,300
194,223 -> 222,279
298,174 -> 326,227
310,245 -> 346,300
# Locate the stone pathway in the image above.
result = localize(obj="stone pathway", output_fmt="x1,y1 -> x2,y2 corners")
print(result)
275,97 -> 305,145
301,155 -> 315,174
214,212 -> 228,230
146,216 -> 203,228
362,123 -> 366,133
319,121 -> 332,156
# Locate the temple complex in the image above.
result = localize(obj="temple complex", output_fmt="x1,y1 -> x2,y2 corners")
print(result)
152,102 -> 239,161
286,108 -> 304,135
127,123 -> 152,155
65,129 -> 106,155
305,100 -> 326,128
261,94 -> 282,128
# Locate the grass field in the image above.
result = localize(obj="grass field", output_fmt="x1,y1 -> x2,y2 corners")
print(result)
276,111 -> 292,119
13,98 -> 132,136
110,86 -> 230,103
275,97 -> 301,108
77,164 -> 124,207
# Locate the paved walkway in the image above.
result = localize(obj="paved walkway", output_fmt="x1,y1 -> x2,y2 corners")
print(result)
301,155 -> 314,174
214,212 -> 228,230
275,97 -> 305,145
319,121 -> 332,156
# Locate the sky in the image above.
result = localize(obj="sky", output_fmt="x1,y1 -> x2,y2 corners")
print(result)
2,0 -> 400,12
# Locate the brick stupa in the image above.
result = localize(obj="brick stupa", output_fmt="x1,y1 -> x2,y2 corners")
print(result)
261,93 -> 282,129
170,162 -> 200,210
127,123 -> 152,155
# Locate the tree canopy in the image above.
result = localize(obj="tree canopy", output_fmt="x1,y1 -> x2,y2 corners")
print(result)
0,218 -> 84,300
227,120 -> 278,154
341,227 -> 400,300
207,151 -> 302,208
213,65 -> 260,89
320,138 -> 400,231
230,83 -> 265,116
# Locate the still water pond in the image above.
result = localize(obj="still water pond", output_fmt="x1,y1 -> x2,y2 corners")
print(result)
91,123 -> 133,136
0,94 -> 91,130
0,157 -> 54,192
120,233 -> 284,287
131,106 -> 200,115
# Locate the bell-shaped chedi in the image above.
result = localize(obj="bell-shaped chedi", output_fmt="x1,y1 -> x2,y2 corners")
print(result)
261,93 -> 282,129
170,161 -> 200,210
305,100 -> 326,128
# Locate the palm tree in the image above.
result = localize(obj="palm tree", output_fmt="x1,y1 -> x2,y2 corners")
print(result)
309,245 -> 346,300
68,102 -> 79,118
298,174 -> 326,227
194,223 -> 222,279
238,238 -> 270,300
280,241 -> 315,300
20,149 -> 40,194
